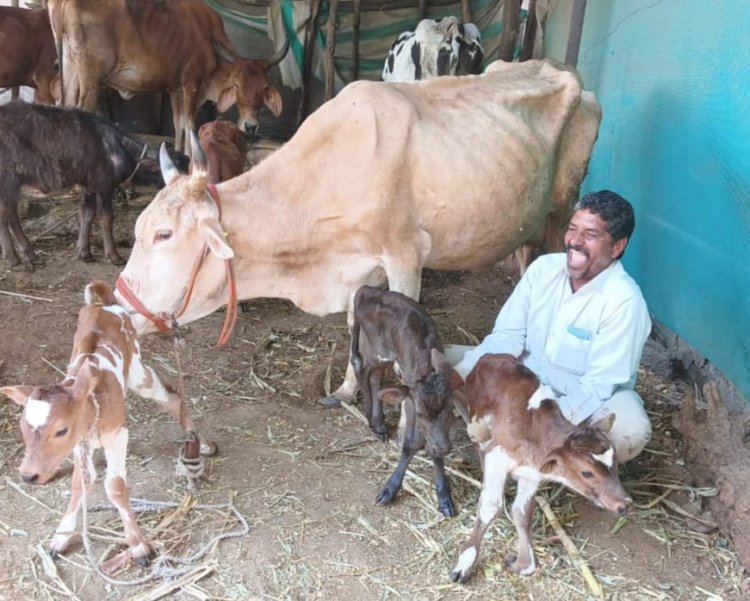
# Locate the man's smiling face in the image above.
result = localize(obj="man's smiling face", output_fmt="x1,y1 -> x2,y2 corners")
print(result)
564,209 -> 627,292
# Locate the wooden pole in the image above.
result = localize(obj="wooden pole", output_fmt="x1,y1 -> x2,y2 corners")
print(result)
299,0 -> 322,125
461,0 -> 472,23
418,0 -> 428,21
519,0 -> 537,61
565,0 -> 587,66
324,0 -> 339,101
499,0 -> 521,62
352,0 -> 361,81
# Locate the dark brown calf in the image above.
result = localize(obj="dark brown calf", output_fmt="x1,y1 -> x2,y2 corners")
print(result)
0,102 -> 174,269
350,285 -> 456,517
0,281 -> 201,566
194,119 -> 248,184
0,6 -> 57,104
450,353 -> 632,582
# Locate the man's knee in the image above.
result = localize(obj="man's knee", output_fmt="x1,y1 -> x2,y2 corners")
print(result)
444,344 -> 474,366
593,390 -> 651,463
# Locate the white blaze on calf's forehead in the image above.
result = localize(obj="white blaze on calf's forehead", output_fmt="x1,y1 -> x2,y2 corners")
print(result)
592,446 -> 615,468
25,399 -> 52,428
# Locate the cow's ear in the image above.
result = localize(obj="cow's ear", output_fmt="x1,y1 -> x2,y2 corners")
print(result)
0,385 -> 33,407
264,85 -> 283,117
198,217 -> 235,260
217,85 -> 237,113
377,386 -> 410,406
540,456 -> 559,474
589,412 -> 616,434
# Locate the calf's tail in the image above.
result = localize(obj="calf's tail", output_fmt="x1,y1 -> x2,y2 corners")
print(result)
84,281 -> 117,306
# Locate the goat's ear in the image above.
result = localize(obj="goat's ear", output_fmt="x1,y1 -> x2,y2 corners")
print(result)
0,385 -> 33,407
589,412 -> 616,434
377,385 -> 410,406
198,217 -> 235,259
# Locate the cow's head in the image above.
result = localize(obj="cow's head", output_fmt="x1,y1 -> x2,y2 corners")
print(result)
216,40 -> 289,136
541,412 -> 633,516
0,362 -> 97,485
377,349 -> 454,458
115,138 -> 234,335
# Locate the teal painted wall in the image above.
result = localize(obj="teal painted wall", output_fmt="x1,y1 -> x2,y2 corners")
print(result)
552,1 -> 750,402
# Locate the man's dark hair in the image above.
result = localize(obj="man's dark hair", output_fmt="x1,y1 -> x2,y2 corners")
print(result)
574,190 -> 635,246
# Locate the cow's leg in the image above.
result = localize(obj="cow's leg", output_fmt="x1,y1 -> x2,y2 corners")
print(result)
450,446 -> 510,583
102,427 -> 150,564
505,476 -> 540,575
376,402 -> 423,506
5,203 -> 36,265
0,199 -> 21,267
49,445 -> 95,557
77,191 -> 96,262
95,190 -> 124,265
170,94 -> 185,153
321,307 -> 360,407
432,456 -> 456,517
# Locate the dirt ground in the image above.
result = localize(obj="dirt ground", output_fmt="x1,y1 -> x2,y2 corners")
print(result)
0,185 -> 747,601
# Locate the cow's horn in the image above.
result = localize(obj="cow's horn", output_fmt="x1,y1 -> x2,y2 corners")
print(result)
267,37 -> 290,68
212,35 -> 237,64
189,130 -> 208,174
159,143 -> 180,186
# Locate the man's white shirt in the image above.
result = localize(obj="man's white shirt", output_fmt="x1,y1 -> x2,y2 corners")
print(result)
453,253 -> 651,424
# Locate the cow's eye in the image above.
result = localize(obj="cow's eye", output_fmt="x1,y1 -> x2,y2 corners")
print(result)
55,427 -> 68,438
581,470 -> 594,479
155,230 -> 172,243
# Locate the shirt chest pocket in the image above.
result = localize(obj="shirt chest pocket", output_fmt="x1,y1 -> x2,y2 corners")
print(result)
551,327 -> 593,375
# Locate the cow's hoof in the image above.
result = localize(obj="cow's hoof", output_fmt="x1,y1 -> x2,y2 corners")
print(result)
108,253 -> 126,266
48,548 -> 59,561
78,251 -> 95,263
135,555 -> 150,568
370,424 -> 388,443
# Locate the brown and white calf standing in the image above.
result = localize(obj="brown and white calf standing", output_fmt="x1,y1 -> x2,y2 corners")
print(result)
350,285 -> 456,517
450,353 -> 632,583
0,281 -> 200,565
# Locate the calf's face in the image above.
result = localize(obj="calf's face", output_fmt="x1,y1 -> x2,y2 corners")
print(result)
412,373 -> 453,457
0,368 -> 95,485
543,420 -> 632,516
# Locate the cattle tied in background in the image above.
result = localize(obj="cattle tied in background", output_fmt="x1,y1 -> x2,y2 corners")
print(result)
192,119 -> 249,184
0,6 -> 57,104
47,0 -> 288,154
450,354 -> 632,583
382,16 -> 483,82
114,58 -> 602,409
0,101 -> 180,269
0,281 -> 205,568
350,286 -> 457,516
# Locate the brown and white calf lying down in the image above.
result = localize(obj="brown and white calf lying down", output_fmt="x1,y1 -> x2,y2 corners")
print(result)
0,282 -> 199,565
450,353 -> 632,583
350,285 -> 456,517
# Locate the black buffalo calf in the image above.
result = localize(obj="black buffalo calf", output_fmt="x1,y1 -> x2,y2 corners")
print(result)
0,101 -> 183,268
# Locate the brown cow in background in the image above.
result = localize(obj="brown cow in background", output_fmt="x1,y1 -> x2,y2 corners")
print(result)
0,6 -> 57,104
47,0 -> 288,155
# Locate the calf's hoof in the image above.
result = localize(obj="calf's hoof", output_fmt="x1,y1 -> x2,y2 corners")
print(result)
505,554 -> 535,575
370,424 -> 388,443
438,496 -> 456,518
319,394 -> 344,408
450,546 -> 478,584
108,252 -> 126,266
78,249 -> 95,262
48,548 -> 60,561
375,484 -> 399,506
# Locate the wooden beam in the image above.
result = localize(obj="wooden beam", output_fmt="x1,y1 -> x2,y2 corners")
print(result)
461,0 -> 472,23
519,0 -> 537,61
299,0 -> 322,125
499,0 -> 521,62
352,0 -> 362,81
418,0 -> 428,21
324,0 -> 340,101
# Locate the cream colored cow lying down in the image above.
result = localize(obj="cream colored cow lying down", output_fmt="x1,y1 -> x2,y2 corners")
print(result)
115,58 -> 602,406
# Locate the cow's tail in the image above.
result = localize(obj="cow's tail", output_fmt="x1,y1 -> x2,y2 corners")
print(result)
84,281 -> 117,306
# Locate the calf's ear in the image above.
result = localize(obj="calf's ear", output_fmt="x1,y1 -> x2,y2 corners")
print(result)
264,85 -> 283,117
377,385 -> 410,406
589,412 -> 616,434
0,385 -> 33,407
198,217 -> 235,260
